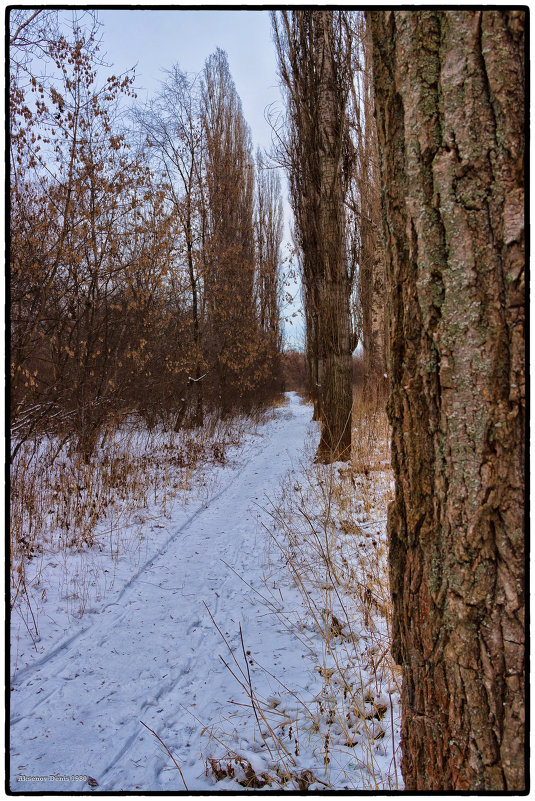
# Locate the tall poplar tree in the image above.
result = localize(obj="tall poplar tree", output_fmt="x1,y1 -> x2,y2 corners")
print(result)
201,49 -> 257,414
272,10 -> 358,462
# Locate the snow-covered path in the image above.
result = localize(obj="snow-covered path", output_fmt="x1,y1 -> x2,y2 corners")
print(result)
10,394 -> 316,792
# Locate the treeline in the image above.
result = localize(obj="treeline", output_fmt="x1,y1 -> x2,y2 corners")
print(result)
10,12 -> 284,460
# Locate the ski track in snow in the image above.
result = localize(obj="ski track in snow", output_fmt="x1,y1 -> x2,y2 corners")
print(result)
10,393 -> 316,792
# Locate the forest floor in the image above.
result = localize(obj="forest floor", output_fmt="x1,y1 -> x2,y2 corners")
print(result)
10,392 -> 400,792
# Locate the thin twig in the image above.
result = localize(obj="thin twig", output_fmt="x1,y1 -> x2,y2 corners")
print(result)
139,720 -> 189,790
202,601 -> 247,683
239,623 -> 265,745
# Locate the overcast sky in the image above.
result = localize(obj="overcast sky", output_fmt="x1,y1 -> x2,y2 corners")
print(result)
99,10 -> 282,153
97,9 -> 303,347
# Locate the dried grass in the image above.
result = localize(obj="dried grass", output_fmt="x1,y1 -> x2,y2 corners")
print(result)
10,406 -> 273,632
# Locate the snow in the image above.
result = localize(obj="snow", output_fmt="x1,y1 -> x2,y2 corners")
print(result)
10,392 -> 401,792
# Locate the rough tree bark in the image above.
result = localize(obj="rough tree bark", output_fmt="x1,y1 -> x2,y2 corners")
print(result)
368,9 -> 525,791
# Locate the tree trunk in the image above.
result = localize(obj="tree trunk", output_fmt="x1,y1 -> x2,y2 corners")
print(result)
355,17 -> 387,380
186,213 -> 204,428
368,9 -> 525,790
312,12 -> 353,462
304,284 -> 321,421
315,278 -> 353,462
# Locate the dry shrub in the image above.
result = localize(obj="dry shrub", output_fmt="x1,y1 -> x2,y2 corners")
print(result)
206,754 -> 273,788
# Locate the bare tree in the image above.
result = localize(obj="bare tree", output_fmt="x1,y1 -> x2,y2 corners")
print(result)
272,10 -> 358,462
134,66 -> 207,427
9,16 -> 153,457
368,9 -> 525,790
255,149 -> 283,347
346,13 -> 386,380
201,49 -> 258,414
